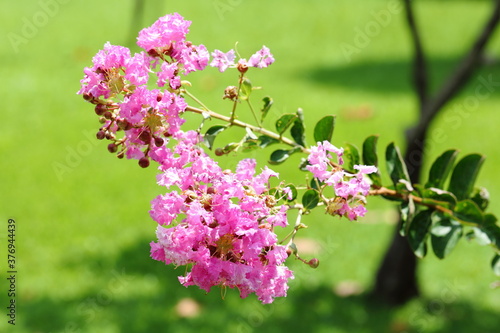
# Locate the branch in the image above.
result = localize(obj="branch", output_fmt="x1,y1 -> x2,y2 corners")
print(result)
403,0 -> 428,108
419,0 -> 500,130
185,105 -> 309,153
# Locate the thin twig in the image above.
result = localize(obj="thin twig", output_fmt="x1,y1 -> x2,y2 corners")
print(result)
185,105 -> 309,153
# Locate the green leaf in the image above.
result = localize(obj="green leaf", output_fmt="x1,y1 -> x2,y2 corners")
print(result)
448,154 -> 485,201
222,142 -> 239,154
362,135 -> 379,166
302,189 -> 320,210
258,135 -> 280,148
204,125 -> 227,150
260,96 -> 273,123
425,149 -> 459,188
313,115 -> 335,143
472,227 -> 492,246
239,78 -> 252,100
430,214 -> 463,259
269,149 -> 290,165
400,198 -> 415,237
362,135 -> 382,187
275,114 -> 297,135
492,255 -> 500,276
310,178 -> 323,191
298,158 -> 309,172
421,188 -> 457,209
343,143 -> 360,173
470,187 -> 489,211
290,108 -> 306,147
385,142 -> 410,187
241,139 -> 259,152
479,214 -> 500,250
407,209 -> 433,258
453,200 -> 484,225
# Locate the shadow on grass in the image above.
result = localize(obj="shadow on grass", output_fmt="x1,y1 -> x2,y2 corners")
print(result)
303,56 -> 500,95
21,238 -> 500,333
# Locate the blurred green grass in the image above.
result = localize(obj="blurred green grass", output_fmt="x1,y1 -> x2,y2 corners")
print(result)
1,0 -> 499,332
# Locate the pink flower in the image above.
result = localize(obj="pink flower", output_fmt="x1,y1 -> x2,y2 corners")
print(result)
78,42 -> 132,99
137,13 -> 190,52
179,44 -> 210,74
149,139 -> 293,303
248,46 -> 275,68
308,141 -> 376,221
210,49 -> 236,72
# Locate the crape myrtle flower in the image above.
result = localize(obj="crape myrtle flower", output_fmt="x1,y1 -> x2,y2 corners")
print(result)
307,141 -> 377,221
150,132 -> 294,304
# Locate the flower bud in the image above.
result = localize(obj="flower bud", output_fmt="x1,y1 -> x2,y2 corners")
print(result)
139,157 -> 150,168
237,62 -> 248,74
107,143 -> 118,153
154,136 -> 164,147
83,93 -> 93,101
307,258 -> 320,269
214,148 -> 224,156
96,131 -> 106,140
95,104 -> 107,116
103,111 -> 113,120
139,130 -> 152,143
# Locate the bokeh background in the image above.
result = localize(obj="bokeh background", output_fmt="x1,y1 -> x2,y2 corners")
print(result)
1,0 -> 499,332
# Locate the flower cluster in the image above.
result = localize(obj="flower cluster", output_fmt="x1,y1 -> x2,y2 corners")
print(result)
149,131 -> 293,304
210,46 -> 274,73
77,13 -> 274,167
307,141 -> 377,220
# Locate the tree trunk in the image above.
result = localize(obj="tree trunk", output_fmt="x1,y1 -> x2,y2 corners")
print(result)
372,127 -> 427,306
370,0 -> 500,307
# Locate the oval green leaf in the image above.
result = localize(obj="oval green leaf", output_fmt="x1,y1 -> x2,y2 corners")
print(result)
290,109 -> 306,147
239,78 -> 252,100
260,96 -> 273,123
430,214 -> 463,259
453,199 -> 484,225
425,149 -> 459,188
302,189 -> 320,210
448,154 -> 485,201
343,143 -> 360,173
275,114 -> 297,135
385,142 -> 410,187
407,209 -> 433,258
269,149 -> 290,165
492,255 -> 500,276
204,125 -> 227,150
313,115 -> 335,143
362,135 -> 382,187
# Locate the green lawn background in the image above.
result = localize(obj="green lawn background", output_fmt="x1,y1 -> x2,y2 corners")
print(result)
1,0 -> 499,332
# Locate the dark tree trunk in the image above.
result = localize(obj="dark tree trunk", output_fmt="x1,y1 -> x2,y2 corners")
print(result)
371,0 -> 500,306
372,127 -> 428,306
